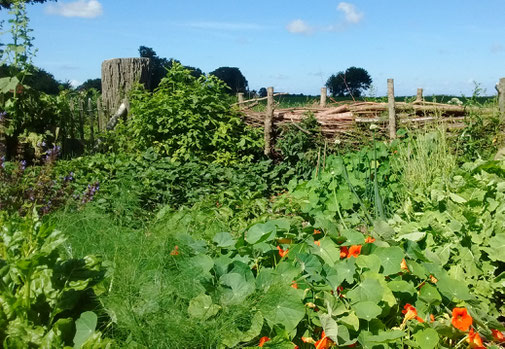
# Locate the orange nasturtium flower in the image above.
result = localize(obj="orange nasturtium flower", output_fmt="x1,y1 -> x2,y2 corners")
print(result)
400,258 -> 409,272
451,307 -> 473,332
258,336 -> 270,347
315,331 -> 333,349
277,246 -> 289,258
430,314 -> 435,322
492,329 -> 505,342
467,329 -> 484,348
169,245 -> 179,256
301,336 -> 315,344
314,240 -> 321,247
347,245 -> 362,258
340,246 -> 349,258
365,236 -> 376,243
402,304 -> 424,323
313,229 -> 322,235
429,274 -> 438,284
291,281 -> 298,289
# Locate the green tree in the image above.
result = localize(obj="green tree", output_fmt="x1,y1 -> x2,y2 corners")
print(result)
0,0 -> 55,9
0,64 -> 63,94
138,45 -> 202,90
325,67 -> 372,98
258,87 -> 267,98
76,78 -> 101,92
209,67 -> 248,94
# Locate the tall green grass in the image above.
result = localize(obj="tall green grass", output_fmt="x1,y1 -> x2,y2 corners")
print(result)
391,126 -> 456,198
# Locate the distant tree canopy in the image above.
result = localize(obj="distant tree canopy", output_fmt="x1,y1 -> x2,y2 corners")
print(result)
209,67 -> 248,94
325,67 -> 372,98
0,0 -> 55,9
76,78 -> 101,92
138,45 -> 203,90
258,87 -> 267,98
0,64 -> 62,94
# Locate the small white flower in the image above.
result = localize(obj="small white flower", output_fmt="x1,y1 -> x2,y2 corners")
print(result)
369,124 -> 379,130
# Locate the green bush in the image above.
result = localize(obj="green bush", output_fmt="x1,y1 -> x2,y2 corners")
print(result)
119,62 -> 263,163
0,212 -> 112,347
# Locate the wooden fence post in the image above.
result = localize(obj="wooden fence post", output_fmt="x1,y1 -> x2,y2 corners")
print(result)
498,78 -> 505,122
97,98 -> 103,131
264,87 -> 274,156
320,87 -> 327,107
237,92 -> 244,107
88,98 -> 94,147
78,99 -> 85,142
416,88 -> 423,102
388,79 -> 396,140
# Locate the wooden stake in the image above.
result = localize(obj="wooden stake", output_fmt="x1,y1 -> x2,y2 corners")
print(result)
320,87 -> 327,107
498,78 -> 505,122
416,88 -> 423,102
78,99 -> 85,141
88,98 -> 94,147
264,87 -> 274,156
388,79 -> 396,140
97,98 -> 103,131
237,92 -> 244,106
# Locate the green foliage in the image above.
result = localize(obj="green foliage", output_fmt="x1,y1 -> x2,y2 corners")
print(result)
209,66 -> 248,94
391,128 -> 456,198
326,67 -> 372,98
275,113 -> 325,181
138,45 -> 202,89
120,62 -> 262,163
0,211 -> 111,347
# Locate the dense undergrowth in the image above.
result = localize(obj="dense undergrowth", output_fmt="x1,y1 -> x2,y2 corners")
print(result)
1,63 -> 505,348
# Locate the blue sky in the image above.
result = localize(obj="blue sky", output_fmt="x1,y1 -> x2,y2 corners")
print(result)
1,0 -> 504,96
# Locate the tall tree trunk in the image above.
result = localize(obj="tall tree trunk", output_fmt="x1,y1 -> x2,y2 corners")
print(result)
101,58 -> 152,117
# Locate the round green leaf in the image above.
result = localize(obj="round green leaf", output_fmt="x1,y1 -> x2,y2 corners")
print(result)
353,301 -> 382,321
188,294 -> 221,320
414,328 -> 439,349
73,311 -> 97,349
373,247 -> 404,275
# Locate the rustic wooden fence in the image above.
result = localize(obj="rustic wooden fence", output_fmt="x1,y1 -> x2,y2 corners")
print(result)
239,78 -> 505,155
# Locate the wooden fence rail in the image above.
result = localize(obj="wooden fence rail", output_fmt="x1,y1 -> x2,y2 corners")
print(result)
239,78 -> 505,155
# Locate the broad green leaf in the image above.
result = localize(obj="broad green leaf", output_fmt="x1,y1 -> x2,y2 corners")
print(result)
356,254 -> 381,273
373,246 -> 404,275
296,253 -> 322,276
347,278 -> 383,304
188,294 -> 221,320
414,328 -> 439,349
73,312 -> 97,349
220,273 -> 255,305
213,232 -> 236,248
484,234 -> 505,262
395,231 -> 426,242
437,276 -> 471,301
334,258 -> 356,284
353,301 -> 382,321
419,284 -> 441,305
449,193 -> 467,203
341,230 -> 365,246
339,312 -> 359,331
259,287 -> 305,332
312,237 -> 340,266
319,313 -> 339,342
387,281 -> 416,296
245,222 -> 276,244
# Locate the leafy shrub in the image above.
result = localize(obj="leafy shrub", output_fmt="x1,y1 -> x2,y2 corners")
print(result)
0,146 -> 77,216
0,212 -> 112,347
118,62 -> 263,163
275,113 -> 325,181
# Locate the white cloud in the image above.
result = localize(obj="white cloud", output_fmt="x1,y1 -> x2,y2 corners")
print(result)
286,19 -> 313,35
45,0 -> 103,18
337,2 -> 363,24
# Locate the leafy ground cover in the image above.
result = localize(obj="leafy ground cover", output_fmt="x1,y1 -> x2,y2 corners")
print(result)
1,61 -> 504,348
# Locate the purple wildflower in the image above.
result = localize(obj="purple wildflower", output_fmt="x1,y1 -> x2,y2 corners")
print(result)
20,160 -> 26,171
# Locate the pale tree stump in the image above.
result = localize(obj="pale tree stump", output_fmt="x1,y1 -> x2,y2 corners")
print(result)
101,58 -> 152,117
